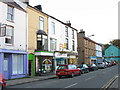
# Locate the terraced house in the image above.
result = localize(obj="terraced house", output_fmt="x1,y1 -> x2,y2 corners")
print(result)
48,17 -> 78,71
27,5 -> 50,76
0,0 -> 28,79
77,30 -> 102,64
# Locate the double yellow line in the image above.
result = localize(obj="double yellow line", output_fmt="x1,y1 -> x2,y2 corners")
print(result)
100,75 -> 118,90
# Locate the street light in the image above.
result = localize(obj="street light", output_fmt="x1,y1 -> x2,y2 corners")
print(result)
87,34 -> 95,64
87,34 -> 95,38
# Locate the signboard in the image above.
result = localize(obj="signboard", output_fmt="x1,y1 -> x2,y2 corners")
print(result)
55,52 -> 67,58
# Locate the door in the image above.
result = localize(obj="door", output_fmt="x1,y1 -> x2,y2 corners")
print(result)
28,61 -> 32,76
3,54 -> 9,79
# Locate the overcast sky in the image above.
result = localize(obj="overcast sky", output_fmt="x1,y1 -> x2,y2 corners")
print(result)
29,0 -> 119,44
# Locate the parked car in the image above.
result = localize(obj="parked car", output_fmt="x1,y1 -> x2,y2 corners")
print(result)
87,64 -> 98,71
111,61 -> 116,66
77,64 -> 89,74
104,62 -> 110,67
97,62 -> 106,69
56,64 -> 81,79
0,73 -> 6,90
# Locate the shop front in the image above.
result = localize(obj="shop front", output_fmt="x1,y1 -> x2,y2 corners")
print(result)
0,49 -> 28,80
54,52 -> 67,71
34,51 -> 54,74
90,56 -> 97,64
67,52 -> 78,65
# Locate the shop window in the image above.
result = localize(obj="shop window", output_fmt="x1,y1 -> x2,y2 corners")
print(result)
12,54 -> 24,74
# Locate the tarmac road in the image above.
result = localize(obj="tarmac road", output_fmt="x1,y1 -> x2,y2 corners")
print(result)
7,65 -> 118,89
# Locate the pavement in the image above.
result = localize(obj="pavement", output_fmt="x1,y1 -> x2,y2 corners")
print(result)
6,72 -> 58,86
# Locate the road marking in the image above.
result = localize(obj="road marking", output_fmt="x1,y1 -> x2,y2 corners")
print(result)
85,76 -> 95,81
100,74 -> 118,90
64,83 -> 78,88
60,83 -> 78,90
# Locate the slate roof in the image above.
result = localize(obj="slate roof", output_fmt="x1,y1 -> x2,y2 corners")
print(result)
1,0 -> 26,12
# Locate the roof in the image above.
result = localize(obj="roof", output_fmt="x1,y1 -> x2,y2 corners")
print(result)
1,0 -> 26,12
83,37 -> 102,46
28,5 -> 78,31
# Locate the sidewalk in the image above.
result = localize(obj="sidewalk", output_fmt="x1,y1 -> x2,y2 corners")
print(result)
6,73 -> 58,86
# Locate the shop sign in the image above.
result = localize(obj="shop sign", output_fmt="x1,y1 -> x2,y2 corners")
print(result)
55,52 -> 67,58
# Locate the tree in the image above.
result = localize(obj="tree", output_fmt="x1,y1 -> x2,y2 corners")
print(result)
109,39 -> 120,48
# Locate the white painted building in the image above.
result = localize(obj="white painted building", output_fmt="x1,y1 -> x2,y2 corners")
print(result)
96,43 -> 103,63
0,0 -> 28,79
48,16 -> 78,71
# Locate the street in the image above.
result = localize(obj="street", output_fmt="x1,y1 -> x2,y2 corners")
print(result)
6,65 -> 118,89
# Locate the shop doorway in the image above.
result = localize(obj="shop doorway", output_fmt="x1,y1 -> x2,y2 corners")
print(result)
28,60 -> 32,76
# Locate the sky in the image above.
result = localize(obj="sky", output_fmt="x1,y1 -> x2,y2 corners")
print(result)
29,0 -> 119,44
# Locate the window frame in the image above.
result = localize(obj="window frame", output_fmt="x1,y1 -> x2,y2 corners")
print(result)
39,16 -> 44,31
51,22 -> 55,34
7,5 -> 14,21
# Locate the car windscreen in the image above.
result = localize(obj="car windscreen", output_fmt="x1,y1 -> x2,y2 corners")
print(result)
79,65 -> 83,68
57,66 -> 67,70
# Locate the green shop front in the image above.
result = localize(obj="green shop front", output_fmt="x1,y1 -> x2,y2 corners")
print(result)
28,53 -> 35,76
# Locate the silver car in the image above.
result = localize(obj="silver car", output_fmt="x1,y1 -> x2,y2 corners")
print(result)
97,62 -> 106,69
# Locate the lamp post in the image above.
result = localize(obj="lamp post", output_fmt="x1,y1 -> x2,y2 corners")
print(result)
87,34 -> 95,64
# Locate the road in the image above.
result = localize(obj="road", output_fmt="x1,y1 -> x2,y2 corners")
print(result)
7,65 -> 118,89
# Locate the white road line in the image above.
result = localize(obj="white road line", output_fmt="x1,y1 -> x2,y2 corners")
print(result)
85,76 -> 95,81
64,83 -> 78,88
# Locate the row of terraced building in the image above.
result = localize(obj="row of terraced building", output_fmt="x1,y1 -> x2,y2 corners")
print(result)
0,0 -> 102,79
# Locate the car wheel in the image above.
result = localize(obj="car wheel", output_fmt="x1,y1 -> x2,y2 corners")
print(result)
58,76 -> 62,79
78,71 -> 81,76
82,71 -> 84,74
0,84 -> 2,90
87,70 -> 89,73
71,72 -> 74,77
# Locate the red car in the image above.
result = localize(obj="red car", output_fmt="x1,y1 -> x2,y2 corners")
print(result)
0,73 -> 6,90
56,64 -> 81,79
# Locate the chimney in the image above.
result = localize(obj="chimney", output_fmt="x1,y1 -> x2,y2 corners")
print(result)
19,0 -> 29,5
34,5 -> 42,11
79,29 -> 85,37
65,20 -> 71,26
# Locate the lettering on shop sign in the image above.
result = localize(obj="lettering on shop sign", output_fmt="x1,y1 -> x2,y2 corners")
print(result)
55,53 -> 67,58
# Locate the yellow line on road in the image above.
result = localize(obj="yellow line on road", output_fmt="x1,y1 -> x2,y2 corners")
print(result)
100,75 -> 118,90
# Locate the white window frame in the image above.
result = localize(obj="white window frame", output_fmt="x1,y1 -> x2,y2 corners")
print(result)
51,22 -> 55,34
39,17 -> 44,30
7,5 -> 14,21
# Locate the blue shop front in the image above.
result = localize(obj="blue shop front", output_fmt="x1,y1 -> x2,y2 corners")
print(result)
0,49 -> 28,79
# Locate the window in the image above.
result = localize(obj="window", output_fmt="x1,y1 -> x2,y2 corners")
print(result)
7,6 -> 14,21
12,54 -> 24,74
37,34 -> 48,50
65,38 -> 69,50
5,26 -> 13,44
39,17 -> 44,30
72,40 -> 75,51
0,26 -> 14,44
65,26 -> 68,37
50,38 -> 56,51
72,29 -> 74,39
51,22 -> 55,34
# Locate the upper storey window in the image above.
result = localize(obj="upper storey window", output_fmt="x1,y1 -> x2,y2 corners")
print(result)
7,6 -> 14,21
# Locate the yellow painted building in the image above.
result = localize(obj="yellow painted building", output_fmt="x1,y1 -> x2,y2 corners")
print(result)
27,6 -> 48,53
27,5 -> 49,76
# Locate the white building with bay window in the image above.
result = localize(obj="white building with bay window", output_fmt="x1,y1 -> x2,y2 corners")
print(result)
48,16 -> 78,71
0,0 -> 28,79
